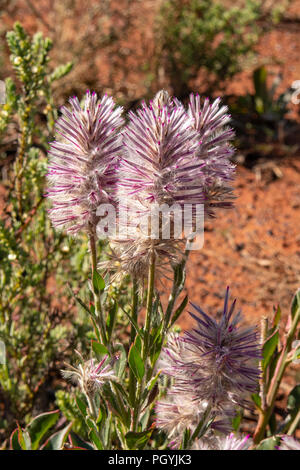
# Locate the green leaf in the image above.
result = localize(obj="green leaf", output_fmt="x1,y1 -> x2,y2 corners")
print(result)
106,301 -> 118,341
125,429 -> 152,450
10,428 -> 22,450
140,409 -> 150,431
134,334 -> 142,353
121,307 -> 144,339
269,411 -> 277,434
142,371 -> 161,403
232,410 -> 243,432
42,422 -> 72,450
92,270 -> 105,293
251,393 -> 262,411
255,436 -> 279,450
89,430 -> 103,450
27,410 -> 59,450
49,62 -> 73,82
113,382 -> 130,407
114,343 -> 127,378
290,345 -> 300,364
76,395 -> 88,418
128,344 -> 145,381
287,384 -> 300,415
272,305 -> 281,328
263,329 -> 279,369
91,341 -> 108,359
102,383 -> 129,425
291,288 -> 300,320
69,432 -> 94,450
180,428 -> 191,450
145,371 -> 161,394
17,425 -> 32,450
170,294 -> 188,327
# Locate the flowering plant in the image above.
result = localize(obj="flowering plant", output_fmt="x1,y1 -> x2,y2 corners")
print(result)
1,26 -> 299,449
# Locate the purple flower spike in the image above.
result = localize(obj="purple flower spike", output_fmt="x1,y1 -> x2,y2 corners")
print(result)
159,288 -> 261,415
188,93 -> 236,215
105,90 -> 236,280
46,91 -> 124,235
118,90 -> 204,209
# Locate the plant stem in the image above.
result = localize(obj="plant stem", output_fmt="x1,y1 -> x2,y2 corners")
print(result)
259,317 -> 268,410
129,278 -> 139,412
131,278 -> 139,343
253,304 -> 300,443
186,403 -> 213,449
164,250 -> 188,331
287,409 -> 300,435
143,248 -> 156,361
89,231 -> 107,347
86,392 -> 98,419
15,115 -> 29,221
132,248 -> 156,432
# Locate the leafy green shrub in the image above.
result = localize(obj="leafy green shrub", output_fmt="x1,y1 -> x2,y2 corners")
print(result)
0,23 -> 90,439
154,0 -> 288,98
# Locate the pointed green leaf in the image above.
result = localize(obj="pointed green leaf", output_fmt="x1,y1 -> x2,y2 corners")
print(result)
272,305 -> 281,328
91,341 -> 108,359
114,343 -> 127,378
251,393 -> 262,411
49,62 -> 73,82
10,429 -> 22,450
17,426 -> 31,450
263,329 -> 279,369
291,288 -> 300,320
42,422 -> 73,450
125,429 -> 152,450
128,344 -> 145,381
92,270 -> 105,293
170,295 -> 188,327
255,436 -> 279,450
106,301 -> 118,340
76,395 -> 88,418
27,410 -> 59,450
69,432 -> 94,450
287,384 -> 300,415
89,430 -> 103,450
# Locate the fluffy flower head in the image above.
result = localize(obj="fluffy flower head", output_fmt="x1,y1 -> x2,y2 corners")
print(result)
46,91 -> 124,235
62,352 -> 118,396
160,288 -> 261,412
193,433 -> 252,451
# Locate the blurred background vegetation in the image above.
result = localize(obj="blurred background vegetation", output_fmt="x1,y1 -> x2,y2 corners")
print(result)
0,0 -> 299,446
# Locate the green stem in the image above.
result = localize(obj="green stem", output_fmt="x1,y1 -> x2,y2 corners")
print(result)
163,250 -> 188,331
132,248 -> 156,432
143,248 -> 156,361
131,278 -> 139,343
129,278 -> 139,414
287,409 -> 300,435
185,404 -> 213,449
253,305 -> 300,443
15,114 -> 29,221
86,392 -> 98,419
259,317 -> 268,410
89,232 -> 108,347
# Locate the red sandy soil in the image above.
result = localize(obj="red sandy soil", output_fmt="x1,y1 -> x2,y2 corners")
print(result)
180,159 -> 300,329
